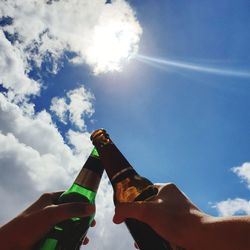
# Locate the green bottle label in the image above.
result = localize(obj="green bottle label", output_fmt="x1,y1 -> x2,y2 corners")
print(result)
40,239 -> 58,250
62,183 -> 96,203
91,147 -> 99,158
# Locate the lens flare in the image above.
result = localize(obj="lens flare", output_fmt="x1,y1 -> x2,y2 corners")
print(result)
85,15 -> 142,74
137,55 -> 250,78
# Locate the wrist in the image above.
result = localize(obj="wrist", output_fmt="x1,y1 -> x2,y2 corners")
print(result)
0,225 -> 19,250
178,209 -> 211,249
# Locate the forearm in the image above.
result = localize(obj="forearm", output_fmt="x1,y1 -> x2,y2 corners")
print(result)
0,224 -> 19,250
173,209 -> 210,249
191,215 -> 250,250
0,217 -> 29,250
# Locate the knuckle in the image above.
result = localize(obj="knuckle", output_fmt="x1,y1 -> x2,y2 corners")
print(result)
43,205 -> 57,220
160,183 -> 180,196
165,182 -> 178,190
39,192 -> 54,202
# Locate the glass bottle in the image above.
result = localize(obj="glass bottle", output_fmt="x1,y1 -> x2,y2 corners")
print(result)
91,129 -> 180,250
37,148 -> 103,250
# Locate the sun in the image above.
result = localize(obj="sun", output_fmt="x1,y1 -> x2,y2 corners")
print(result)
85,19 -> 142,74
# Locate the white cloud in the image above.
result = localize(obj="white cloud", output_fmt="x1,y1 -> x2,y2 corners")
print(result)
67,129 -> 93,160
0,1 -> 141,248
214,198 -> 250,216
50,97 -> 68,124
1,0 -> 142,80
0,30 -> 40,96
214,162 -> 250,217
0,93 -> 74,165
0,132 -> 70,191
50,86 -> 94,130
0,93 -> 79,189
0,93 -> 134,249
67,87 -> 94,130
232,162 -> 250,189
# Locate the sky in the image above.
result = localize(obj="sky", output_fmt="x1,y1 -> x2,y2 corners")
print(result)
0,0 -> 250,249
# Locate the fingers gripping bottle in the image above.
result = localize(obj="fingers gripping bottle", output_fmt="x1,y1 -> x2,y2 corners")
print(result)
91,129 -> 181,250
37,148 -> 103,250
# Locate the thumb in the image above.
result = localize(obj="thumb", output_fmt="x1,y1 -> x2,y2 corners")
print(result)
113,201 -> 153,224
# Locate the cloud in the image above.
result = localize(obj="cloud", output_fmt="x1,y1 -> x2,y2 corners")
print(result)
50,86 -> 94,130
0,30 -> 40,96
50,96 -> 68,124
0,93 -> 74,165
0,91 -> 95,221
0,1 -> 140,248
0,92 -> 134,249
0,131 -> 40,222
0,131 -> 69,191
213,162 -> 250,217
232,162 -> 250,189
0,93 -> 78,189
66,87 -> 94,130
66,130 -> 93,160
214,198 -> 250,216
1,0 -> 142,80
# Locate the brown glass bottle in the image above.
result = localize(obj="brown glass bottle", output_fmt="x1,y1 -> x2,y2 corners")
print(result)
91,129 -> 178,250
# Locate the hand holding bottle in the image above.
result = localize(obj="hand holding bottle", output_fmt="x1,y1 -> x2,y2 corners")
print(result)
114,182 -> 250,250
113,183 -> 206,250
0,192 -> 95,250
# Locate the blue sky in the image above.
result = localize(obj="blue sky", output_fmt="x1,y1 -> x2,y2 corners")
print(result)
1,0 -> 250,248
97,0 -> 250,215
34,0 -> 250,215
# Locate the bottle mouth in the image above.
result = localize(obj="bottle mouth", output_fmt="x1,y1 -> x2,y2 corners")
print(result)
90,129 -> 106,141
90,129 -> 111,146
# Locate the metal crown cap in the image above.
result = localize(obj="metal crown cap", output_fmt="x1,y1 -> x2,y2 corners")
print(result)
90,129 -> 111,147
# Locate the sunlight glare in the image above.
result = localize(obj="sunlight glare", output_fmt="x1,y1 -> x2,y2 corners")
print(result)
86,20 -> 141,74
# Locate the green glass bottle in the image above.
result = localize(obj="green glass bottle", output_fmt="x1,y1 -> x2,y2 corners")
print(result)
37,148 -> 103,250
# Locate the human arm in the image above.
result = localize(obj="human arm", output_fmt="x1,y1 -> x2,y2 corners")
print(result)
196,215 -> 250,250
113,183 -> 250,250
0,192 -> 95,250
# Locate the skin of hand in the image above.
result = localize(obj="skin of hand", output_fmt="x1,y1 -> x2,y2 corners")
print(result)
113,183 -> 204,249
113,183 -> 250,250
0,192 -> 95,250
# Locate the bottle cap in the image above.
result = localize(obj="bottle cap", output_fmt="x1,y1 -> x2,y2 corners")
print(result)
90,129 -> 111,147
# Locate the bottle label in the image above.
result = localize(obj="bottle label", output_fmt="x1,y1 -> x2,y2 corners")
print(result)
111,166 -> 133,182
74,168 -> 101,193
91,147 -> 99,158
84,152 -> 103,177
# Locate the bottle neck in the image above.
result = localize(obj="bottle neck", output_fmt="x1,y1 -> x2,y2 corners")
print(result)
94,141 -> 138,184
74,148 -> 104,192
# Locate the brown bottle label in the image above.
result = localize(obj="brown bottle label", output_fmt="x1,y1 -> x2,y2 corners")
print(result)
114,175 -> 153,203
75,168 -> 101,192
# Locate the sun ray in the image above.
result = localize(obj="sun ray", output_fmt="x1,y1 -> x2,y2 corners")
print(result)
136,55 -> 250,78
